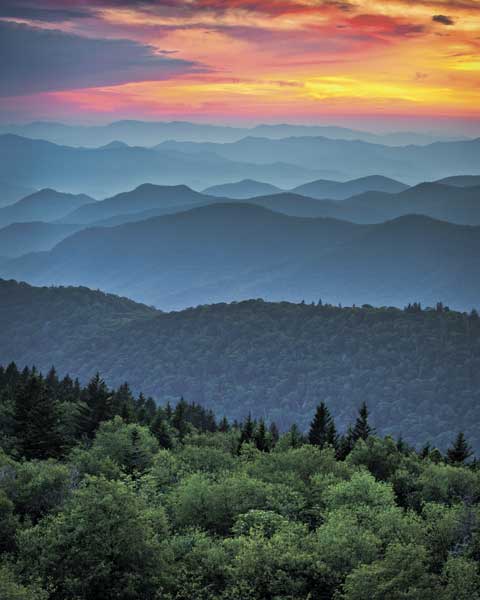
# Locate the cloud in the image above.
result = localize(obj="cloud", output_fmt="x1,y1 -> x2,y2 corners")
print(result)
432,14 -> 455,25
0,1 -> 92,22
0,21 -> 206,97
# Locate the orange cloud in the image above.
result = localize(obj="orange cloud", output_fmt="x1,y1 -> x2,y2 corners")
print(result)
0,0 -> 479,126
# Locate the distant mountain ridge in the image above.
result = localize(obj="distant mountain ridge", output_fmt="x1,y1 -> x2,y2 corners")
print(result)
291,175 -> 408,200
0,188 -> 93,228
0,180 -> 36,208
1,203 -> 478,311
203,179 -> 284,199
0,134 -> 323,196
60,183 -> 208,225
0,222 -> 82,257
0,120 -> 467,147
156,136 -> 480,183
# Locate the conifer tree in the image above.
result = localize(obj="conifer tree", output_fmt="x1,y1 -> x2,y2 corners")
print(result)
150,410 -> 173,449
14,374 -> 63,459
351,402 -> 374,442
255,419 -> 268,451
125,427 -> 148,476
447,432 -> 473,465
269,421 -> 279,446
420,442 -> 431,459
218,416 -> 230,433
114,383 -> 135,421
288,423 -> 303,448
144,397 -> 157,424
77,373 -> 113,438
239,414 -> 255,447
308,402 -> 337,449
336,427 -> 354,460
172,398 -> 189,441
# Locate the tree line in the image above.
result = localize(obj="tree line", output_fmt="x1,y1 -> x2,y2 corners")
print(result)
1,364 -> 479,599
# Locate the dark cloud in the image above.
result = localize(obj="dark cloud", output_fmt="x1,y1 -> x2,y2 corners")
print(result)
0,1 -> 92,22
393,23 -> 425,35
432,14 -> 455,25
0,21 -> 206,97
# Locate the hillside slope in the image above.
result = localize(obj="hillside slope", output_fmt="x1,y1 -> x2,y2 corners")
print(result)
0,279 -> 478,451
291,175 -> 408,200
0,188 -> 93,228
203,179 -> 284,199
0,222 -> 82,257
0,204 -> 478,310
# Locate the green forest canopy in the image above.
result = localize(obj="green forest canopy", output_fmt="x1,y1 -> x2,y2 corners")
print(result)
0,365 -> 479,599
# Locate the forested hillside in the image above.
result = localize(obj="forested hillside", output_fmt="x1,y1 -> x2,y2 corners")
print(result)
0,365 -> 479,599
1,280 -> 479,451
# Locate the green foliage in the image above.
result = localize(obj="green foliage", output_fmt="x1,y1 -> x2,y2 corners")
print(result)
341,543 -> 439,599
1,367 -> 480,600
0,563 -> 48,600
17,477 -> 166,600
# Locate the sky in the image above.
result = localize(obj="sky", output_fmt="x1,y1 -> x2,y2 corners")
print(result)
0,0 -> 479,132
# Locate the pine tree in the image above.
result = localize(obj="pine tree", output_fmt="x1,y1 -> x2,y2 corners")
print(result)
113,383 -> 135,421
336,427 -> 354,460
14,374 -> 63,459
447,432 -> 473,465
308,402 -> 337,449
255,419 -> 268,451
351,402 -> 374,442
288,423 -> 303,449
269,422 -> 279,447
77,373 -> 113,438
218,416 -> 230,433
420,442 -> 431,459
239,414 -> 255,446
150,411 -> 173,449
125,427 -> 148,476
172,398 -> 189,441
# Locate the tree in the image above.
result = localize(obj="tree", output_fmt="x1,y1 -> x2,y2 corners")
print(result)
150,410 -> 173,449
14,374 -> 63,459
17,477 -> 167,600
254,419 -> 268,452
218,416 -> 230,433
447,432 -> 473,465
336,428 -> 355,460
77,373 -> 114,438
308,402 -> 337,449
352,402 -> 374,443
172,397 -> 189,441
269,422 -> 279,447
239,414 -> 255,448
287,423 -> 304,449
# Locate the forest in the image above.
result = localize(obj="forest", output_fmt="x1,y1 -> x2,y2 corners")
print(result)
0,364 -> 479,599
1,279 -> 480,451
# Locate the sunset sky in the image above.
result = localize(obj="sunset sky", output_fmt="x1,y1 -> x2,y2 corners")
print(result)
1,0 -> 479,132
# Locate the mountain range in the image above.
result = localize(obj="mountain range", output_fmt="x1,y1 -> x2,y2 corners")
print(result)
157,136 -> 480,184
0,180 -> 36,208
202,175 -> 409,200
1,203 -> 478,311
203,179 -> 284,199
0,188 -> 93,228
0,134 -> 323,197
50,179 -> 480,227
0,279 -> 478,451
2,134 -> 480,200
0,120 -> 466,147
0,222 -> 82,258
